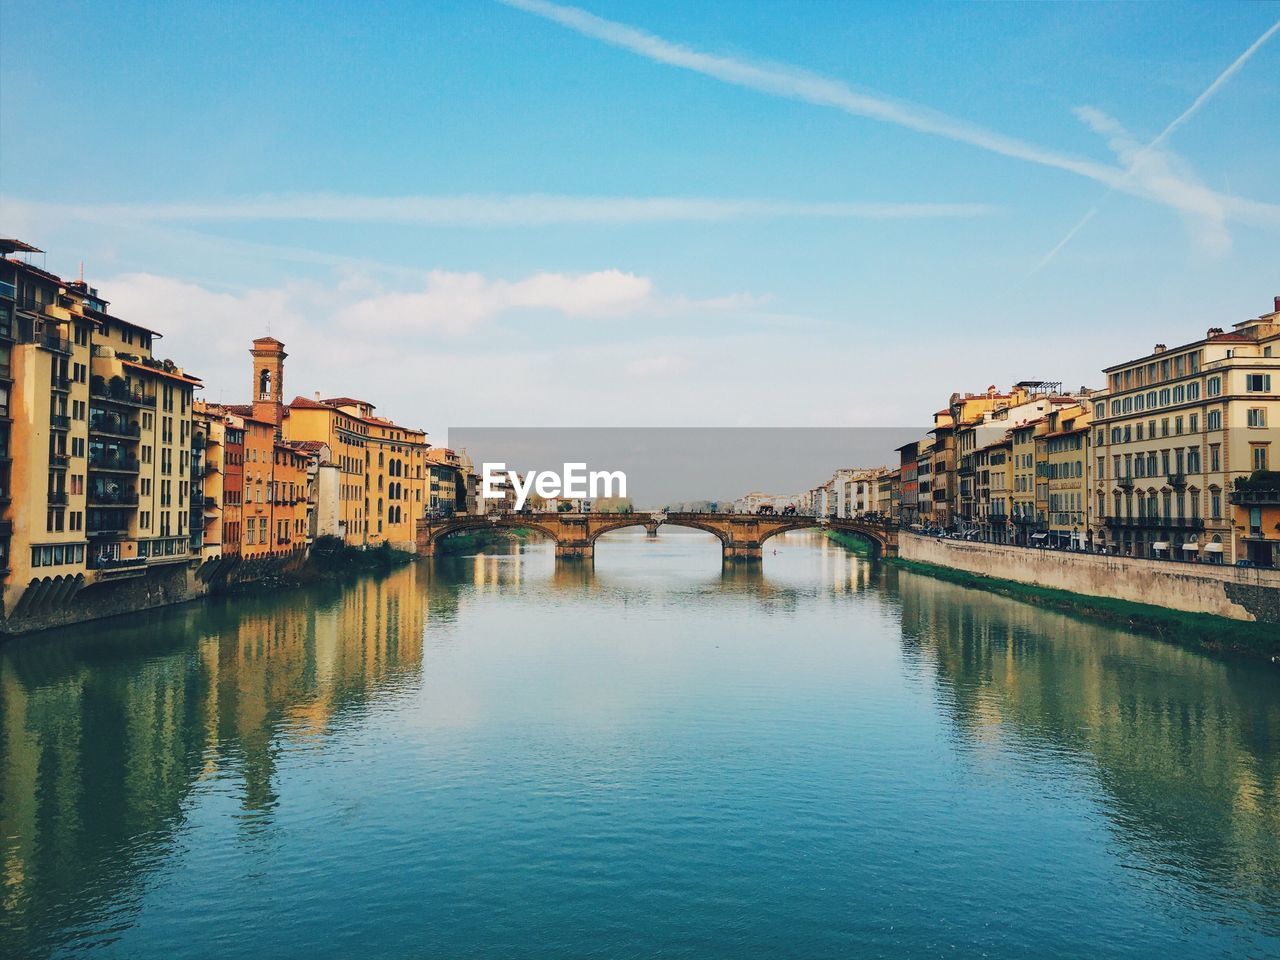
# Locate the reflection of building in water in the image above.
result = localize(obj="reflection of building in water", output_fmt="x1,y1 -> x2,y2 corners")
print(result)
0,565 -> 427,953
891,567 -> 1280,913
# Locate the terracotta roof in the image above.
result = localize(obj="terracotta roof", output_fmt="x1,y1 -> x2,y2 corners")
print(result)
121,359 -> 201,386
224,404 -> 253,417
252,336 -> 285,346
288,395 -> 332,410
322,397 -> 371,408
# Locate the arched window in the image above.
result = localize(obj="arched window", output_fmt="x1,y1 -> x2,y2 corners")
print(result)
258,368 -> 270,399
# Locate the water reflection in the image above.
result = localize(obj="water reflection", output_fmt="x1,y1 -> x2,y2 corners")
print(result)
0,531 -> 1276,957
890,566 -> 1280,924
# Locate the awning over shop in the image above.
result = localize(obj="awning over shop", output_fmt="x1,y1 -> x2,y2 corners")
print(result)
1181,542 -> 1199,551
1152,542 -> 1170,550
1203,542 -> 1224,553
1031,533 -> 1048,541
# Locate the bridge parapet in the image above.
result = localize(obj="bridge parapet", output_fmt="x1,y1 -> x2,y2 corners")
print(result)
417,512 -> 897,562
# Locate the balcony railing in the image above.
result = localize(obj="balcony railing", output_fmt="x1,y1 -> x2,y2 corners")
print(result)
89,555 -> 146,571
89,417 -> 141,439
40,333 -> 71,354
49,413 -> 71,430
48,491 -> 68,505
51,375 -> 72,392
89,381 -> 156,407
1231,489 -> 1280,506
88,491 -> 139,506
1168,472 -> 1187,488
49,453 -> 70,469
89,454 -> 140,472
1103,515 -> 1205,530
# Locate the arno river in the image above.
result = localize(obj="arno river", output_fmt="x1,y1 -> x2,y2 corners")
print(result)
1,529 -> 1278,959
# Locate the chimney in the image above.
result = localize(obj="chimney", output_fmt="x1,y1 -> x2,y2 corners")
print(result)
1153,344 -> 1167,354
315,391 -> 321,401
1273,295 -> 1280,313
1206,327 -> 1224,338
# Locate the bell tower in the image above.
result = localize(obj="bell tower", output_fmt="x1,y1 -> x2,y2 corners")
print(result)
250,336 -> 287,437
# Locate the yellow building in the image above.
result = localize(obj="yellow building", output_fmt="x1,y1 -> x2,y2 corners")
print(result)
1043,401 -> 1093,549
426,447 -> 465,517
1010,417 -> 1049,545
0,242 -> 202,619
234,336 -> 428,550
1091,300 -> 1280,562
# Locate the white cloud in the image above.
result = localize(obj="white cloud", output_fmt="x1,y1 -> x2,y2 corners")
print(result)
501,0 -> 1280,232
97,266 -> 763,427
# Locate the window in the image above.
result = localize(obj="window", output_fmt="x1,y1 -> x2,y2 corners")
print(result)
1207,377 -> 1221,397
1207,410 -> 1222,431
1246,373 -> 1272,392
1248,408 -> 1267,428
1254,446 -> 1271,471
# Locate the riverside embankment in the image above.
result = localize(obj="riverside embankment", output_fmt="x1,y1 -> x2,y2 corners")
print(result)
897,532 -> 1280,659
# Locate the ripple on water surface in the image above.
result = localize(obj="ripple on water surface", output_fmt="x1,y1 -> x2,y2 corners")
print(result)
0,529 -> 1277,959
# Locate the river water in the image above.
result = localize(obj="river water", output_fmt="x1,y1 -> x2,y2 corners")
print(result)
1,528 -> 1277,959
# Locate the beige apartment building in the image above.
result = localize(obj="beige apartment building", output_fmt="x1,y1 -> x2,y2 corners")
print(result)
0,242 -> 201,618
1091,299 -> 1280,562
1043,401 -> 1093,549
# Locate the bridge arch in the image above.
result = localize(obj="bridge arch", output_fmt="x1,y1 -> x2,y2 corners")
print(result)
419,515 -> 562,556
587,516 -> 728,546
758,520 -> 891,557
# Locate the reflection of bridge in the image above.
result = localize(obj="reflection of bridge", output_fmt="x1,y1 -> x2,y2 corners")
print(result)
417,512 -> 897,562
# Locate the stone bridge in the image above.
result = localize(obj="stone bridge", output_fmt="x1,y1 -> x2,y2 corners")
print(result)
416,512 -> 897,562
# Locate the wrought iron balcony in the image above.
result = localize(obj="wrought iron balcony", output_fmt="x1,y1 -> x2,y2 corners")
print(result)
1231,488 -> 1280,506
89,453 -> 140,473
89,417 -> 141,439
88,490 -> 139,506
89,381 -> 156,407
49,413 -> 71,430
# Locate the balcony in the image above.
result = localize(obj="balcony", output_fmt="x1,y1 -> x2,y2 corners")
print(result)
1168,472 -> 1187,488
1232,488 -> 1280,506
47,491 -> 68,505
51,375 -> 72,393
0,280 -> 15,300
88,490 -> 139,507
49,413 -> 71,430
1104,515 -> 1205,531
49,453 -> 70,469
89,555 -> 147,574
89,453 -> 140,473
191,434 -> 207,450
40,333 -> 72,354
89,416 -> 141,440
89,379 -> 156,408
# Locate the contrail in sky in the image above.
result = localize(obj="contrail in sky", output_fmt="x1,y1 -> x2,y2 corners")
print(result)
1032,18 -> 1280,273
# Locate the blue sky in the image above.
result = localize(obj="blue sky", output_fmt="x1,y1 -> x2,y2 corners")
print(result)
2,1 -> 1277,440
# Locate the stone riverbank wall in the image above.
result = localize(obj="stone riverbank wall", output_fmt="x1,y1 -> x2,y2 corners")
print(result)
899,532 -> 1280,624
